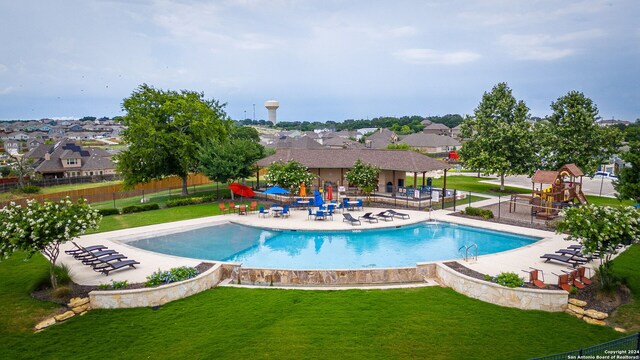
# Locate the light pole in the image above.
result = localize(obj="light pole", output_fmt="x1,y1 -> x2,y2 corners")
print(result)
244,110 -> 246,120
253,104 -> 255,121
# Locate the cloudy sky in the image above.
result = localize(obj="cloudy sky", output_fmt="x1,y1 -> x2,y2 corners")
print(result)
0,0 -> 638,122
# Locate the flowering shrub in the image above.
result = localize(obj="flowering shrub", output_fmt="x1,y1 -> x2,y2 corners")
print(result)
0,197 -> 102,288
264,161 -> 316,193
345,160 -> 380,197
145,266 -> 199,287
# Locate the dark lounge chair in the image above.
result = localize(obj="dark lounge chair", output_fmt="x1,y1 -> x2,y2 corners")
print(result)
540,253 -> 588,267
83,254 -> 128,266
555,248 -> 594,261
94,259 -> 140,275
375,211 -> 394,221
359,212 -> 378,223
74,249 -> 118,260
386,209 -> 410,219
65,242 -> 107,255
342,213 -> 361,226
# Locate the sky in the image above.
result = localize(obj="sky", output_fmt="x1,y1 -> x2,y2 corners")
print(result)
0,0 -> 638,122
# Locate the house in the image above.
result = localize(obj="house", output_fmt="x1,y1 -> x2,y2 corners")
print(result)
398,133 -> 460,154
265,136 -> 324,150
27,138 -> 44,150
322,137 -> 365,149
257,148 -> 451,192
363,129 -> 399,149
2,139 -> 21,155
597,119 -> 631,127
451,124 -> 463,140
28,140 -> 116,179
422,123 -> 451,136
38,124 -> 52,132
69,124 -> 84,132
2,132 -> 29,140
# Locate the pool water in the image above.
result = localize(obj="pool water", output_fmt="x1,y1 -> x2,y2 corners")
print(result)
128,222 -> 539,269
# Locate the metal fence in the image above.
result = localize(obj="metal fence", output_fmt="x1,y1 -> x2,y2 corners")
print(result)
531,333 -> 639,360
0,174 -> 121,193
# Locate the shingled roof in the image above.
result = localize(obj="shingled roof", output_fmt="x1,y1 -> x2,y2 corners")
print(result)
257,149 -> 451,172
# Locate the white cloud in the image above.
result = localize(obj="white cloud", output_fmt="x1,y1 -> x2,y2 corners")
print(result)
0,86 -> 14,95
500,29 -> 604,61
394,48 -> 481,65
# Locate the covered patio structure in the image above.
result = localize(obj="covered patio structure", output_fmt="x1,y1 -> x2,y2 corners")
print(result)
256,148 -> 451,193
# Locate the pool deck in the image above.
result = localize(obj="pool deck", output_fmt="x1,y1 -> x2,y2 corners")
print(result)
61,205 -> 593,287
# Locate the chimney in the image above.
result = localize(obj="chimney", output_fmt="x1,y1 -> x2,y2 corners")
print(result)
44,153 -> 50,161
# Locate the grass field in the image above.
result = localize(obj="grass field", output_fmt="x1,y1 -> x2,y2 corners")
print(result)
0,249 -> 631,360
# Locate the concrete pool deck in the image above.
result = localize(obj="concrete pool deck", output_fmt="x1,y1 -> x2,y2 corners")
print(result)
60,205 -> 593,287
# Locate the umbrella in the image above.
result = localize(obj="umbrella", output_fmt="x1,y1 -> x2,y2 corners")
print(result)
228,183 -> 255,200
263,186 -> 290,195
327,185 -> 333,201
314,189 -> 324,207
299,183 -> 307,197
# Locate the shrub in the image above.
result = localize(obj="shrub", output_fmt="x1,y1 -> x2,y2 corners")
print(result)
98,283 -> 111,290
166,197 -> 204,208
464,207 -> 494,219
596,263 -> 626,294
122,203 -> 159,214
111,280 -> 128,289
53,263 -> 73,286
145,266 -> 199,287
98,208 -> 120,216
494,272 -> 524,288
11,185 -> 41,194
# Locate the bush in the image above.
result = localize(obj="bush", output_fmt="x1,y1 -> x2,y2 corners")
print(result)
122,203 -> 159,214
464,207 -> 494,219
98,208 -> 120,216
596,263 -> 626,294
494,272 -> 524,288
54,263 -> 72,286
97,280 -> 129,290
11,185 -> 41,194
145,266 -> 199,287
166,197 -> 204,208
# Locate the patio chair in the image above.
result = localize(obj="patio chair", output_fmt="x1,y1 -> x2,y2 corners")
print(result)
238,205 -> 247,215
229,202 -> 237,213
326,208 -> 334,220
522,267 -> 545,289
540,253 -> 587,268
94,259 -> 140,276
258,206 -> 268,218
386,209 -> 410,219
308,208 -> 315,220
281,205 -> 290,218
576,266 -> 592,285
315,210 -> 326,221
218,203 -> 230,214
356,199 -> 363,211
359,212 -> 378,223
65,242 -> 107,255
553,272 -> 572,292
83,253 -> 127,267
343,202 -> 352,211
342,213 -> 361,226
563,269 -> 586,289
375,211 -> 394,221
249,201 -> 258,213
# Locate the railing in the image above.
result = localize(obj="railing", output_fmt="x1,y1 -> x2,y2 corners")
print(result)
530,333 -> 639,360
458,243 -> 478,262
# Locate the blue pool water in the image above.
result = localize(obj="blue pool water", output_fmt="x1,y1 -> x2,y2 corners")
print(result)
128,222 -> 539,269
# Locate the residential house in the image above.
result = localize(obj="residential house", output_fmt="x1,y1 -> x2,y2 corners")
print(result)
363,129 -> 399,149
398,133 -> 460,154
29,140 -> 116,179
27,138 -> 44,150
2,139 -> 21,155
69,124 -> 84,132
322,137 -> 365,149
2,132 -> 29,140
451,124 -> 463,140
265,136 -> 324,150
422,123 -> 451,136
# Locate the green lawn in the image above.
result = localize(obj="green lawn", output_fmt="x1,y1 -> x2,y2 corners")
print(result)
0,180 -> 124,201
608,245 -> 640,333
0,251 -> 626,360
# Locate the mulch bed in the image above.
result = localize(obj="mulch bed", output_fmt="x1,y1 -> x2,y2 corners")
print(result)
444,261 -> 560,290
31,262 -> 216,305
570,282 -> 632,314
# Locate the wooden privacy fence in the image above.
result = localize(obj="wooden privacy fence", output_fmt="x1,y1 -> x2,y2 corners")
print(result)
0,173 -> 213,208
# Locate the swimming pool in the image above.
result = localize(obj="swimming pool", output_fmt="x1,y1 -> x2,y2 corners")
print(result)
128,222 -> 540,269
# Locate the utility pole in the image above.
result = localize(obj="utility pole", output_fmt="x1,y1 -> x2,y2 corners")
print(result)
253,104 -> 255,121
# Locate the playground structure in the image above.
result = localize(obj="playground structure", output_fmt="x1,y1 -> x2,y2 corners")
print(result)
510,164 -> 588,220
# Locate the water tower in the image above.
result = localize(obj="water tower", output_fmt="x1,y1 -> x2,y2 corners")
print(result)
264,100 -> 279,125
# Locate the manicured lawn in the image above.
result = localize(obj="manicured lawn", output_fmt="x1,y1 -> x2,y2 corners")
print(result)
0,180 -> 123,201
608,245 -> 640,333
0,251 -> 624,360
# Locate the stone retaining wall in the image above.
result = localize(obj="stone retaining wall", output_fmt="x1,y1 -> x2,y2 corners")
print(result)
234,266 -> 428,286
434,263 -> 568,312
89,263 -> 224,309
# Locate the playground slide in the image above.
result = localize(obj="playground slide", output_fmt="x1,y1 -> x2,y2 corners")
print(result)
576,191 -> 588,204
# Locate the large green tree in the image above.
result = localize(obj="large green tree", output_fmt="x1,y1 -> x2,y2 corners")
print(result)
536,91 -> 622,173
116,84 -> 231,195
614,142 -> 640,203
198,126 -> 266,198
459,83 -> 535,190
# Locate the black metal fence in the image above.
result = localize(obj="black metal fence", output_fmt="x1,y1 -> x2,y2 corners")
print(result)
531,333 -> 639,360
0,174 -> 121,192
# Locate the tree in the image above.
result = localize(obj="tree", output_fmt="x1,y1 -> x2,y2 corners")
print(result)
345,159 -> 380,200
536,91 -> 622,173
198,127 -> 266,199
0,198 -> 102,288
7,153 -> 34,188
614,142 -> 640,203
116,84 -> 231,195
556,205 -> 639,291
264,161 -> 316,193
459,83 -> 535,190
0,166 -> 10,178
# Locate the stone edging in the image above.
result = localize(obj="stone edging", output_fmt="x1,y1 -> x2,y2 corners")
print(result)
434,263 -> 568,312
89,263 -> 227,309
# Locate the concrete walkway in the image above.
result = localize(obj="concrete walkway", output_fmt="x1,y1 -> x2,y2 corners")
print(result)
60,204 -> 603,288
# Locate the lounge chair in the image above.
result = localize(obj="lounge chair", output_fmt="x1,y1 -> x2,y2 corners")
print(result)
94,259 -> 140,275
359,212 -> 378,223
375,211 -> 394,221
576,266 -> 592,285
65,242 -> 107,255
522,267 -> 545,289
540,253 -> 587,267
74,248 -> 118,260
83,254 -> 127,266
342,213 -> 361,226
386,209 -> 410,219
555,248 -> 594,261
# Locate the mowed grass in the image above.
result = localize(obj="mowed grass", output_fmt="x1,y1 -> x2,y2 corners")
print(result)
0,251 -> 625,360
609,245 -> 640,333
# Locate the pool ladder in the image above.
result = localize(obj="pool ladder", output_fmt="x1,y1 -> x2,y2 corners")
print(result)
458,243 -> 478,262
